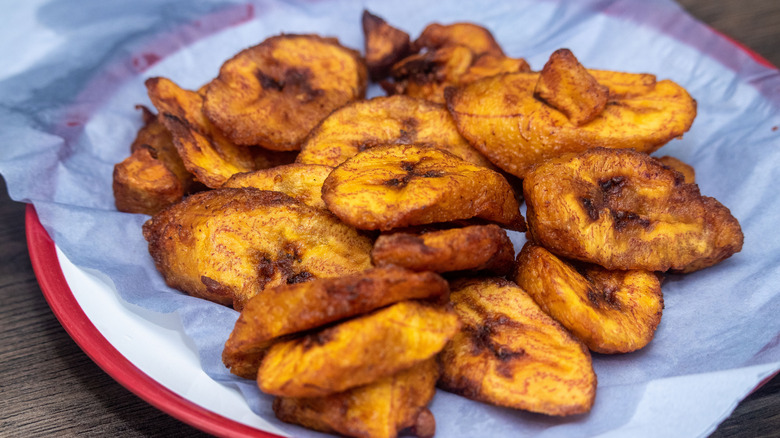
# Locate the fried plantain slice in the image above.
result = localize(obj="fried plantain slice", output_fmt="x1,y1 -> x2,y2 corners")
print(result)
514,243 -> 663,354
534,49 -> 609,126
321,144 -> 525,231
412,22 -> 505,57
446,59 -> 697,178
142,188 -> 373,308
273,359 -> 439,438
371,224 -> 515,276
257,300 -> 460,398
438,277 -> 597,416
523,148 -> 743,272
362,10 -> 413,81
296,95 -> 494,169
222,266 -> 449,378
222,163 -> 333,210
114,107 -> 196,215
656,155 -> 695,184
204,34 -> 368,150
146,77 -> 256,188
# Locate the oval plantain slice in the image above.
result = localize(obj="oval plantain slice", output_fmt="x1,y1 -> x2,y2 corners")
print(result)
146,77 -> 256,188
222,163 -> 333,210
514,243 -> 663,354
222,266 -> 449,379
203,34 -> 368,150
371,224 -> 515,276
257,300 -> 460,398
142,187 -> 373,308
296,95 -> 494,169
523,148 -> 743,272
438,277 -> 597,416
322,144 -> 525,231
446,63 -> 697,178
273,358 -> 439,438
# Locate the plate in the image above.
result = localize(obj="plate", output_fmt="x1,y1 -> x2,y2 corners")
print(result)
17,1 -> 780,437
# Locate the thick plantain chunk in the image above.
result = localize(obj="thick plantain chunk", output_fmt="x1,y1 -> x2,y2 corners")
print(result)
273,359 -> 439,438
523,148 -> 743,272
321,144 -> 525,231
362,10 -> 413,81
412,22 -> 505,57
204,34 -> 368,150
371,224 -> 515,276
223,266 -> 449,378
257,301 -> 460,398
113,107 -> 196,215
296,95 -> 494,168
146,77 -> 255,188
438,278 -> 597,416
446,51 -> 697,178
222,163 -> 333,210
142,188 -> 372,308
515,243 -> 663,353
534,49 -> 609,126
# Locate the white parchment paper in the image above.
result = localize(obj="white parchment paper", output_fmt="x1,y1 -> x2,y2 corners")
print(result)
1,0 -> 779,436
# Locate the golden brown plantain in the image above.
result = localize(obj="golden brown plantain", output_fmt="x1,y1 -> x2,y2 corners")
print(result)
371,224 -> 515,276
412,22 -> 505,57
257,300 -> 460,398
446,54 -> 697,178
362,10 -> 413,81
321,144 -> 525,231
534,49 -> 609,126
142,188 -> 372,308
113,107 -> 196,215
146,77 -> 256,188
222,163 -> 333,210
296,95 -> 494,168
222,266 -> 449,378
203,34 -> 368,150
438,277 -> 597,416
273,359 -> 439,438
514,243 -> 663,353
523,148 -> 743,272
656,155 -> 695,184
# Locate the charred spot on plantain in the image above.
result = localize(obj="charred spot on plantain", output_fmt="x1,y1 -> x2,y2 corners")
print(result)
300,329 -> 335,351
581,197 -> 600,221
254,67 -> 324,102
286,271 -> 314,284
599,176 -> 626,196
612,210 -> 650,231
200,276 -> 232,296
586,285 -> 621,310
398,118 -> 419,143
468,314 -> 526,377
384,160 -> 445,189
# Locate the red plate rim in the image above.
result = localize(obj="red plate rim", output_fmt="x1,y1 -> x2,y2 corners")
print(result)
24,204 -> 282,438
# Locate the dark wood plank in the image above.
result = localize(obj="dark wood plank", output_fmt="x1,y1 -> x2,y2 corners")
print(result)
1,1 -> 778,436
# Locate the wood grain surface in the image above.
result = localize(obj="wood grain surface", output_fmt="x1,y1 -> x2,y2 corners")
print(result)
1,1 -> 778,437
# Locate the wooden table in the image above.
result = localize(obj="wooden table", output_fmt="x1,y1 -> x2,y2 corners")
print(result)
1,1 -> 778,436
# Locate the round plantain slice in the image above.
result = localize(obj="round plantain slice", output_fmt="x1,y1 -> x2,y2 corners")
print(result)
257,300 -> 460,398
446,61 -> 697,178
438,277 -> 597,416
523,147 -> 743,272
222,163 -> 333,210
273,358 -> 439,438
296,95 -> 494,169
371,224 -> 515,276
142,187 -> 373,308
203,34 -> 368,150
222,266 -> 449,379
514,243 -> 663,354
146,77 -> 256,188
321,144 -> 525,231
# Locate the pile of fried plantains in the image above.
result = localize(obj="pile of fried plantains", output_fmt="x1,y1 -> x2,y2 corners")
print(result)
113,9 -> 743,438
